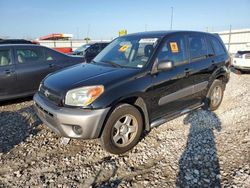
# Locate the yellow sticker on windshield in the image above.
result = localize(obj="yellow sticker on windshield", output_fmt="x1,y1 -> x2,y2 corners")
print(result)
119,45 -> 129,52
170,42 -> 179,53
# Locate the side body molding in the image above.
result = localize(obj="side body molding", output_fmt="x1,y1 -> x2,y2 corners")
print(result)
158,81 -> 208,106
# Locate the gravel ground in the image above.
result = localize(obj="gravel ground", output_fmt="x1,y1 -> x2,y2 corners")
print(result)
0,72 -> 249,188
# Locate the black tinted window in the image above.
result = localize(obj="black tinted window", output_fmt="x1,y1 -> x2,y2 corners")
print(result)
188,35 -> 207,61
210,36 -> 227,56
88,44 -> 100,53
101,43 -> 108,48
0,50 -> 11,67
157,35 -> 188,66
17,48 -> 44,64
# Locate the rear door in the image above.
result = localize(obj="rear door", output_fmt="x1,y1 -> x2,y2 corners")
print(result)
0,47 -> 17,99
14,46 -> 51,93
44,47 -> 80,71
186,33 -> 216,103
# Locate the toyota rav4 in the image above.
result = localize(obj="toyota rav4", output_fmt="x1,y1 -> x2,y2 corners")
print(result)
34,31 -> 230,154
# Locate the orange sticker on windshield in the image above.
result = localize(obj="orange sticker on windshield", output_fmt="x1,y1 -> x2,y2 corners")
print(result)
170,42 -> 179,53
119,45 -> 129,52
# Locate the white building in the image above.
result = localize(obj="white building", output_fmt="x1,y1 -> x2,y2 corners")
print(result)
217,28 -> 250,54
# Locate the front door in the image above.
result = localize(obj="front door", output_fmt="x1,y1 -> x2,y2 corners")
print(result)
0,47 -> 16,99
148,34 -> 198,121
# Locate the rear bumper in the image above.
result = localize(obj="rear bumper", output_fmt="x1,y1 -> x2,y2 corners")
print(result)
33,93 -> 110,139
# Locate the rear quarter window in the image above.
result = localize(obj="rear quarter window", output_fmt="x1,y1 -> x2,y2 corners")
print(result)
44,48 -> 61,61
209,36 -> 227,56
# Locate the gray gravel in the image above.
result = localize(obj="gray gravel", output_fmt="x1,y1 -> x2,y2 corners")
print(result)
0,72 -> 250,188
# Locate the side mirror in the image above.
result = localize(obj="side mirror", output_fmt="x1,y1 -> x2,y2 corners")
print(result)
157,61 -> 173,71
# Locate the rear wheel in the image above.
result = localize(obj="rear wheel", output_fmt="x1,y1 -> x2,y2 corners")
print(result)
100,104 -> 143,154
204,79 -> 225,111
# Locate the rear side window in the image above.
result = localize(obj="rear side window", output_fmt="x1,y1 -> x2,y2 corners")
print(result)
210,36 -> 227,56
0,50 -> 11,67
17,48 -> 44,64
157,35 -> 188,66
188,34 -> 207,61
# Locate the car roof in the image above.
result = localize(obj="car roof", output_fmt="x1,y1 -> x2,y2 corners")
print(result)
0,39 -> 33,44
124,30 -> 214,38
0,44 -> 43,47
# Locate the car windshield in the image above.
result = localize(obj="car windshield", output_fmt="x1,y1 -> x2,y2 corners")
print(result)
75,44 -> 91,52
93,36 -> 159,68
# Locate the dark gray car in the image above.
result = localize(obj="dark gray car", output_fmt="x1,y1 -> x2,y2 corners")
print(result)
0,44 -> 84,101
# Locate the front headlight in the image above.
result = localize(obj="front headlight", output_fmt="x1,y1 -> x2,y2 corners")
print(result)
65,85 -> 104,107
235,53 -> 242,58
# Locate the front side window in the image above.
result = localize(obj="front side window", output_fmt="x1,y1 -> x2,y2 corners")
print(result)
17,48 -> 43,64
157,35 -> 188,66
0,50 -> 11,67
188,34 -> 208,61
94,36 -> 159,68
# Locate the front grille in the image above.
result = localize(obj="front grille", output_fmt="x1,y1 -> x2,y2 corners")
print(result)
39,85 -> 63,106
35,102 -> 54,117
245,54 -> 250,59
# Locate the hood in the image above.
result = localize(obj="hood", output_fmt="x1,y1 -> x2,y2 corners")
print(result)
43,63 -> 139,93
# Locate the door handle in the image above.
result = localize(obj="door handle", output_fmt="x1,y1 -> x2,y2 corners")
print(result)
49,63 -> 55,68
5,69 -> 15,76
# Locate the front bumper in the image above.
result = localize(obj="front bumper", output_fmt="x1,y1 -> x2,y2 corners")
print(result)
232,58 -> 250,70
232,65 -> 250,70
33,93 -> 110,139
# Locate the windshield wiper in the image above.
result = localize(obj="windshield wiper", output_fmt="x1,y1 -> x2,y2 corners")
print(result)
101,61 -> 123,68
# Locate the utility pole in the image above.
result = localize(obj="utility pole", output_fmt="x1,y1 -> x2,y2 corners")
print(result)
87,24 -> 90,39
76,27 -> 79,39
170,7 -> 174,30
228,25 -> 232,52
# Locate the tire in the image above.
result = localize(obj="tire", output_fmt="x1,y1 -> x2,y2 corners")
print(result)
100,103 -> 143,154
204,79 -> 225,111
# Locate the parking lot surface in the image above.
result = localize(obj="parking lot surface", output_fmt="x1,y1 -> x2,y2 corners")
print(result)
0,73 -> 249,188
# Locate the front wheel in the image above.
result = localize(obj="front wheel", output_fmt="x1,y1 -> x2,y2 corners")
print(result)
100,104 -> 143,154
205,79 -> 225,111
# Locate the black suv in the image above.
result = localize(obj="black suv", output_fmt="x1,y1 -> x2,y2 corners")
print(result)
34,31 -> 230,154
70,42 -> 109,63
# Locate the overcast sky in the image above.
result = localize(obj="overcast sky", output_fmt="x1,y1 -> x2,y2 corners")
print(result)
0,0 -> 250,39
